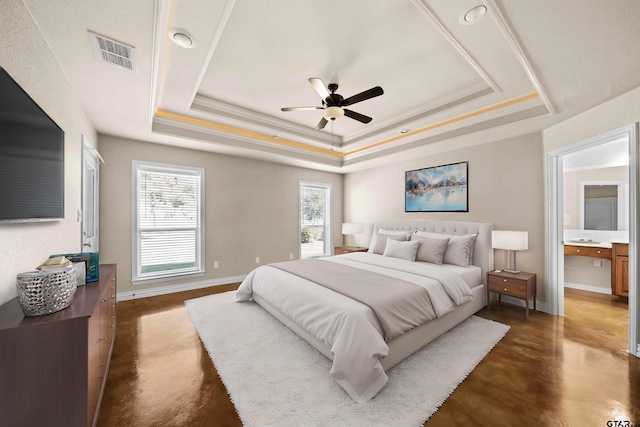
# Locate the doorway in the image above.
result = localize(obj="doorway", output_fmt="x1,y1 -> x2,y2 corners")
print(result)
82,136 -> 101,252
546,124 -> 638,357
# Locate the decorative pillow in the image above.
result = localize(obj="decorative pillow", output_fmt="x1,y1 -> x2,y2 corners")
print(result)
414,231 -> 478,267
410,234 -> 450,264
370,234 -> 407,255
368,228 -> 414,254
382,238 -> 421,262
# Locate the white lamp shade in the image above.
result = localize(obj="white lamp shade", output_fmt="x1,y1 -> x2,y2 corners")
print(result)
492,230 -> 528,250
342,223 -> 363,235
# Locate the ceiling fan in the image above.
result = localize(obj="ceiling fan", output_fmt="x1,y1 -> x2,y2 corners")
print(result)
281,78 -> 384,130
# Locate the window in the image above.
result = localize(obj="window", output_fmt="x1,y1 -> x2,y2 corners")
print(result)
132,161 -> 204,283
299,181 -> 331,258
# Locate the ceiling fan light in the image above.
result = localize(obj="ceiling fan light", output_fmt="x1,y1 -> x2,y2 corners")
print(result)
323,106 -> 344,121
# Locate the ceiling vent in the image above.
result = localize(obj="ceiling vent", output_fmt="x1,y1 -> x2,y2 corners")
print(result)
88,31 -> 135,71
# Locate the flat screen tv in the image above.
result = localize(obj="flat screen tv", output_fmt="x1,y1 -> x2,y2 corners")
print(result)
0,67 -> 64,223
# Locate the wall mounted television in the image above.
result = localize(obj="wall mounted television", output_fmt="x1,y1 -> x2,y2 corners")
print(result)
0,67 -> 64,223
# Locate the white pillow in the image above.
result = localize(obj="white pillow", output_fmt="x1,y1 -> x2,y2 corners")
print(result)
382,238 -> 421,262
368,228 -> 414,254
414,231 -> 477,267
410,234 -> 450,264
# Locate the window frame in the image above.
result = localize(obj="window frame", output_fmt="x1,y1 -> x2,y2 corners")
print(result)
131,160 -> 205,284
299,180 -> 332,259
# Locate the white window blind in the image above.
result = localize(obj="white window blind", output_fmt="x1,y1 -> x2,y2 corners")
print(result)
299,181 -> 331,258
132,161 -> 204,283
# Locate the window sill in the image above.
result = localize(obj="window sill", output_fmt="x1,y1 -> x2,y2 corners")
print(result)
132,271 -> 205,286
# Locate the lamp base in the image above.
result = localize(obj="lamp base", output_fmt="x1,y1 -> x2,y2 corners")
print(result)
505,250 -> 520,274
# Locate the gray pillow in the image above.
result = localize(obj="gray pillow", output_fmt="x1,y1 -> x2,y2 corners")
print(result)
368,229 -> 413,254
414,231 -> 478,267
382,239 -> 421,262
371,234 -> 407,255
410,234 -> 450,264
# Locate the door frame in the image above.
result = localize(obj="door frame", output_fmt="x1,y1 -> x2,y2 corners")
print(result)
546,123 -> 638,357
81,136 -> 101,252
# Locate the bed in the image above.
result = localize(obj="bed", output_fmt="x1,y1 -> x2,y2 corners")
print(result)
235,219 -> 493,402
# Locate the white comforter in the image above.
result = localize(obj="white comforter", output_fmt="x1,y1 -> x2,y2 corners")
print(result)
235,252 -> 473,402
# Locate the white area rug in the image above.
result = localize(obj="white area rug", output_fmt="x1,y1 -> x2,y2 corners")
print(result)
186,291 -> 509,427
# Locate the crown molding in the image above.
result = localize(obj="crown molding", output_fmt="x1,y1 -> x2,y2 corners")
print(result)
483,0 -> 557,114
343,84 -> 494,146
191,94 -> 335,146
187,0 -> 237,105
409,0 -> 501,93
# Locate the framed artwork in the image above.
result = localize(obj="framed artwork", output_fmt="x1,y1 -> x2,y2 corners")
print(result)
405,161 -> 468,212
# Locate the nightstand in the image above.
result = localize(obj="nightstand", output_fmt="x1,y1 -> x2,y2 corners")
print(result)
486,270 -> 537,319
334,246 -> 368,255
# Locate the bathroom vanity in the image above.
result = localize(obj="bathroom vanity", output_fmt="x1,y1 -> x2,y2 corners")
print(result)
564,239 -> 628,298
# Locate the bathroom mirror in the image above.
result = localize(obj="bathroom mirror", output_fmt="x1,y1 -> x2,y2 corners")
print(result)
579,181 -> 628,230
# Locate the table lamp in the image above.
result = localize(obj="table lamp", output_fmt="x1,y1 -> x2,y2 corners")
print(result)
492,230 -> 528,274
342,223 -> 363,247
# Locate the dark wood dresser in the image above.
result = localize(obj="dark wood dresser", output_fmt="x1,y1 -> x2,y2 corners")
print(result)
0,264 -> 117,427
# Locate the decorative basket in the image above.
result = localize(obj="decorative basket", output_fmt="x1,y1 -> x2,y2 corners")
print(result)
16,266 -> 77,317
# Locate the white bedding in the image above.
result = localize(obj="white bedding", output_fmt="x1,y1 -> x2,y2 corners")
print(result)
235,252 -> 475,403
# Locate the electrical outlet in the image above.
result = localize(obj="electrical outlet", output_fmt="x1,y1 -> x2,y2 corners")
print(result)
256,257 -> 260,264
214,261 -> 219,269
290,253 -> 294,260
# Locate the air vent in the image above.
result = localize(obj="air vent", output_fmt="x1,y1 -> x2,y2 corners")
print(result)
88,31 -> 135,71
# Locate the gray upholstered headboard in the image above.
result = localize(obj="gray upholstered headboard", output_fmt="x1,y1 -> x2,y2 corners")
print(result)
371,220 -> 494,279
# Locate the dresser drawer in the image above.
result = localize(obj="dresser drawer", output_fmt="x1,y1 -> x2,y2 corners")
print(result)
488,275 -> 527,298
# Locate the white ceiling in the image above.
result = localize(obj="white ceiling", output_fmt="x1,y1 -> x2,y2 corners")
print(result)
21,0 -> 640,173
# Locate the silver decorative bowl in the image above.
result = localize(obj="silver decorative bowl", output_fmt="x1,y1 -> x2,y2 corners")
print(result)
16,266 -> 77,317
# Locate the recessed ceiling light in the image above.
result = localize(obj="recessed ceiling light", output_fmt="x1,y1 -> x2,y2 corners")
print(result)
169,29 -> 196,48
271,135 -> 281,139
400,129 -> 411,134
460,5 -> 487,25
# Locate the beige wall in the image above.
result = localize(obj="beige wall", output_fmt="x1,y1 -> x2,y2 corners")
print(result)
0,1 -> 97,305
544,86 -> 640,153
98,135 -> 343,295
344,132 -> 546,299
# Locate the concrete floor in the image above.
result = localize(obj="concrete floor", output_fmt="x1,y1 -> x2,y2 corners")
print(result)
98,285 -> 639,426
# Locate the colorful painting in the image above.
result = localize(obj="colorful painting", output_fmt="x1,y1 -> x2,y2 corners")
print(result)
405,162 -> 468,212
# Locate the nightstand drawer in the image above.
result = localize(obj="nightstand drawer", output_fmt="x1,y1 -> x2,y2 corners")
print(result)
488,276 -> 527,298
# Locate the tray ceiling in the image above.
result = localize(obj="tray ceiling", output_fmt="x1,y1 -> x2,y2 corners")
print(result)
21,0 -> 640,172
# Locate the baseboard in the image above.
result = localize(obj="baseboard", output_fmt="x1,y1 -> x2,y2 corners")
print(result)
563,282 -> 612,295
117,275 -> 246,301
497,295 -> 548,314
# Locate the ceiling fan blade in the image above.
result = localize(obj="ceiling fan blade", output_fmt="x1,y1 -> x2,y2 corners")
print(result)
316,117 -> 328,130
281,106 -> 323,112
343,109 -> 372,124
342,86 -> 384,106
309,78 -> 331,102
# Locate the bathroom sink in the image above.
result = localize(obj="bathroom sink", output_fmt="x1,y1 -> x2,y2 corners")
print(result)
567,238 -> 601,244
